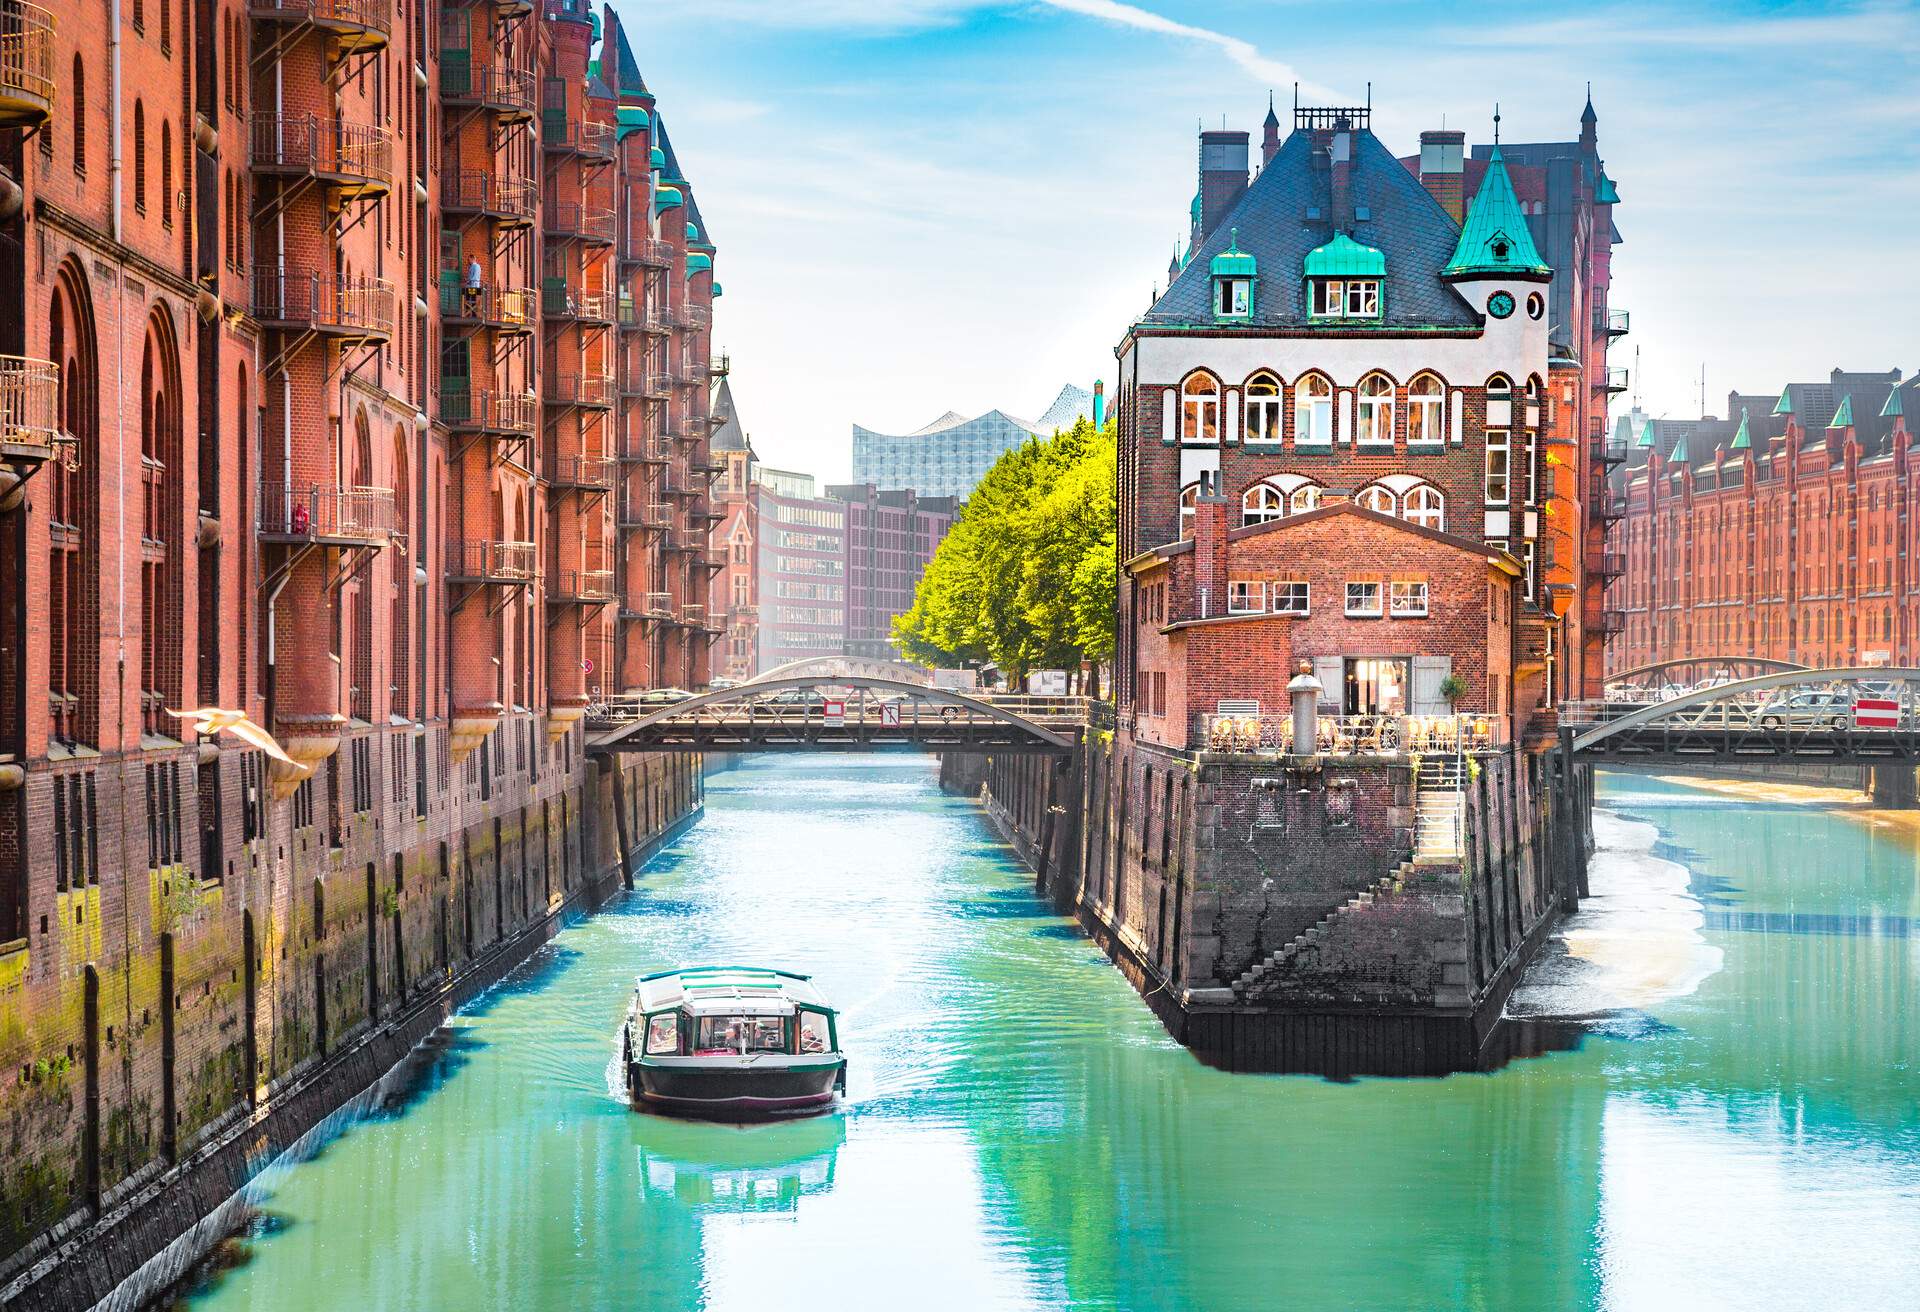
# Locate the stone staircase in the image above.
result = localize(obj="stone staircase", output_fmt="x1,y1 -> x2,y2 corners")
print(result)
1414,755 -> 1464,863
1231,862 -> 1414,994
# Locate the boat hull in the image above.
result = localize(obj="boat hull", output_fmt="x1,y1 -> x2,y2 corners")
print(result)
629,1055 -> 846,1120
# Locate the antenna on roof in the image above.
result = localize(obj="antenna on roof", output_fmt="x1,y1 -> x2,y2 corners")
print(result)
1366,82 -> 1372,115
1699,362 -> 1707,419
1632,345 -> 1642,410
1293,82 -> 1299,116
1493,103 -> 1501,145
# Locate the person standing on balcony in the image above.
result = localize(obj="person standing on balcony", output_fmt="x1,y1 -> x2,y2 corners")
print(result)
463,256 -> 483,316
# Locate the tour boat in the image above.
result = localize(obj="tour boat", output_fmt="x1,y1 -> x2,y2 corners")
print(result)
623,966 -> 847,1119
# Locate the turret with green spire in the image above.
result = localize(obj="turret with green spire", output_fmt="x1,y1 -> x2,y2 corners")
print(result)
1730,408 -> 1751,451
1772,390 -> 1794,418
1442,122 -> 1551,281
1827,395 -> 1854,429
1636,417 -> 1655,449
1668,431 -> 1689,463
1881,388 -> 1905,421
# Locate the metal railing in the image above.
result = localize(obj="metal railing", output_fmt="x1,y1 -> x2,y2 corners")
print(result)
250,0 -> 389,39
541,117 -> 614,157
543,201 -> 617,243
645,591 -> 673,616
439,282 -> 536,330
0,355 -> 60,452
438,387 -> 539,435
631,237 -> 672,268
542,286 -> 615,323
449,539 -> 537,581
439,62 -> 535,116
0,1 -> 57,118
545,371 -> 613,408
1198,712 -> 1504,757
639,309 -> 671,334
1597,307 -> 1629,336
1596,366 -> 1629,393
258,483 -> 396,541
249,113 -> 392,190
684,306 -> 711,330
442,168 -> 538,221
552,568 -> 615,601
251,269 -> 395,336
1595,609 -> 1627,634
1595,552 -> 1626,578
681,603 -> 706,625
549,454 -> 614,488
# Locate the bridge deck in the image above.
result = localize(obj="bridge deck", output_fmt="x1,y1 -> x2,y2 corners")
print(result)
587,693 -> 1085,754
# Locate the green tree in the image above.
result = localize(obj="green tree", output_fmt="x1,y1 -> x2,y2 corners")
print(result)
894,416 -> 1116,689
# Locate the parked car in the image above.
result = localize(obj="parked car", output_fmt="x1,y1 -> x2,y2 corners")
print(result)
1755,691 -> 1852,730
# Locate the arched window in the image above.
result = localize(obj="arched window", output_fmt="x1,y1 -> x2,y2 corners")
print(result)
1242,483 -> 1286,525
391,426 -> 412,715
48,267 -> 102,746
1289,482 -> 1321,514
159,0 -> 170,52
160,121 -> 173,227
134,101 -> 146,212
349,413 -> 375,721
1355,484 -> 1396,515
1404,483 -> 1446,529
1180,372 -> 1220,444
71,56 -> 85,173
1178,484 -> 1198,540
1244,370 -> 1282,443
1356,373 -> 1395,446
139,310 -> 183,737
1407,372 -> 1444,445
1294,374 -> 1332,445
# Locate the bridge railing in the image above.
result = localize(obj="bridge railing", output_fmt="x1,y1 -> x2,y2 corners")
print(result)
586,689 -> 1089,729
1198,713 -> 1502,757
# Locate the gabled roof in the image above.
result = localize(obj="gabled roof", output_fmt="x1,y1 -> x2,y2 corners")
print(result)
1138,127 -> 1480,331
605,7 -> 648,103
1730,409 -> 1751,450
1143,500 -> 1523,585
1772,391 -> 1794,416
1828,395 -> 1854,429
711,376 -> 750,452
1443,146 -> 1551,280
1668,432 -> 1689,462
1883,388 -> 1905,420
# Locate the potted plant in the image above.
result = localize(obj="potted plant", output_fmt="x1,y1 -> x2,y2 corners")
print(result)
1439,673 -> 1467,710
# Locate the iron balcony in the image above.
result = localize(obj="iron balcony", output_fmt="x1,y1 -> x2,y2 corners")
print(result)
0,355 -> 61,461
258,483 -> 397,545
249,112 -> 393,202
438,388 -> 539,437
438,62 -> 535,122
547,454 -> 615,490
542,286 -> 616,325
448,540 -> 538,583
545,372 -> 614,410
541,117 -> 615,160
543,201 -> 617,245
439,283 -> 537,334
0,0 -> 55,130
1595,366 -> 1629,394
251,269 -> 396,340
249,0 -> 389,53
441,168 -> 538,226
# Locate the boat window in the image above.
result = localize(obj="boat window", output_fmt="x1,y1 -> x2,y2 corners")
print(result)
645,1012 -> 680,1056
695,1015 -> 789,1054
798,1010 -> 831,1054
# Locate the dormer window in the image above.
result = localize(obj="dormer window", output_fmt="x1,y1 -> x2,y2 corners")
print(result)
1311,278 -> 1379,318
1209,227 -> 1257,321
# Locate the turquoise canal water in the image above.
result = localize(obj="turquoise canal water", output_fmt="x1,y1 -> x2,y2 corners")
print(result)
169,759 -> 1920,1310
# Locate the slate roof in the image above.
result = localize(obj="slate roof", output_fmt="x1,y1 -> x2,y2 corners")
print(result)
653,119 -> 713,246
1138,127 -> 1482,331
711,377 -> 750,453
603,6 -> 648,101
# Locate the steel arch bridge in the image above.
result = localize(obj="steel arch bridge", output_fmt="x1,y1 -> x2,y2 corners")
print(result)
1606,656 -> 1808,688
586,675 -> 1082,754
751,656 -> 935,686
1564,666 -> 1920,763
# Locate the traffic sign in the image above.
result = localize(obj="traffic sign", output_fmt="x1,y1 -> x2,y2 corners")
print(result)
582,657 -> 594,675
881,702 -> 900,727
1855,697 -> 1900,729
823,698 -> 845,725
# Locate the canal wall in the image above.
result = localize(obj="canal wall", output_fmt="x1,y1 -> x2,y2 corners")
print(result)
947,718 -> 1589,1076
0,721 -> 702,1311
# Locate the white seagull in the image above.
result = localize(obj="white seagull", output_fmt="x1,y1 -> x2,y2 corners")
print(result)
166,707 -> 300,767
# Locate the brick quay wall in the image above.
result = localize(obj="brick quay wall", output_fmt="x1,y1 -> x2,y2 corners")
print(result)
0,726 -> 701,1311
942,719 -> 1590,1077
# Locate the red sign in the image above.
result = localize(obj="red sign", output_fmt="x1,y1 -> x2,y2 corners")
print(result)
823,698 -> 845,725
581,657 -> 594,675
1855,698 -> 1901,729
881,702 -> 900,727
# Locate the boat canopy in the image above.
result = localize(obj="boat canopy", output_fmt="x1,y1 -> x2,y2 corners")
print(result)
636,966 -> 836,1017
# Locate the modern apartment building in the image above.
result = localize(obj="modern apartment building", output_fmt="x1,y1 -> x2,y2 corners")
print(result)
827,484 -> 956,660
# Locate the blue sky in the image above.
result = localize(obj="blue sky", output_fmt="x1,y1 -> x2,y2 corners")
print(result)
626,0 -> 1920,482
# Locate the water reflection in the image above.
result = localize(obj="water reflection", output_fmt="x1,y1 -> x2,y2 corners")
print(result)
634,1115 -> 845,1214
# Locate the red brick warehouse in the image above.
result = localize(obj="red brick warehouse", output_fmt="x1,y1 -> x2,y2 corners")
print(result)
0,0 -> 725,1265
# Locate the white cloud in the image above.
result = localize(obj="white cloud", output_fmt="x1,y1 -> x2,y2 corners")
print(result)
1036,0 -> 1340,98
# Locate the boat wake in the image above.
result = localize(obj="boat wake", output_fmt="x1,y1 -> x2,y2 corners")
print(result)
1505,808 -> 1723,1020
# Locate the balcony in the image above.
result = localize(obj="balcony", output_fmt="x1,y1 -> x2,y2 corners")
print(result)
616,499 -> 672,531
639,309 -> 672,336
1595,552 -> 1626,580
681,603 -> 706,627
541,117 -> 615,160
547,454 -> 614,490
258,484 -> 396,545
1593,437 -> 1628,466
438,60 -> 535,121
629,237 -> 672,269
684,306 -> 711,331
250,0 -> 389,53
1594,366 -> 1629,394
448,540 -> 537,583
545,372 -> 614,410
670,364 -> 705,389
709,352 -> 730,379
438,387 -> 538,437
438,282 -> 537,334
0,355 -> 60,462
542,286 -> 615,325
620,438 -> 670,466
549,542 -> 615,603
543,201 -> 617,245
645,591 -> 673,617
442,168 -> 537,226
0,0 -> 56,130
1594,609 -> 1627,636
251,269 -> 395,340
249,113 -> 393,202
1597,307 -> 1630,337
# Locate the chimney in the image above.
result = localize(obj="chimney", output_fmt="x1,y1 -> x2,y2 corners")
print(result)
1198,129 -> 1250,242
1329,117 -> 1355,231
1093,380 -> 1106,429
1192,474 -> 1230,619
1418,129 -> 1466,223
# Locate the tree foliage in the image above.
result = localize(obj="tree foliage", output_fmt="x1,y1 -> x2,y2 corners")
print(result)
894,417 -> 1116,682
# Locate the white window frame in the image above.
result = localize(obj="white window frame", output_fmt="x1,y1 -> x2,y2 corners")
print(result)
1216,277 -> 1250,318
1345,580 -> 1382,617
1181,373 -> 1220,444
1227,579 -> 1266,614
1273,580 -> 1310,615
1390,580 -> 1429,616
1178,484 -> 1197,540
1404,483 -> 1446,530
1356,374 -> 1395,446
1242,483 -> 1286,526
1345,279 -> 1379,316
1295,375 -> 1333,445
1244,373 -> 1283,443
1407,374 -> 1445,445
1289,483 -> 1322,514
1485,429 -> 1511,506
1355,484 -> 1396,516
1311,279 -> 1379,318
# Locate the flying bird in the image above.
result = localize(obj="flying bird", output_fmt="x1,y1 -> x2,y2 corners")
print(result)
166,707 -> 300,767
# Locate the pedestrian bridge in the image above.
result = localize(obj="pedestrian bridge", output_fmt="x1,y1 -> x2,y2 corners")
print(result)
586,675 -> 1084,754
1563,667 -> 1920,765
